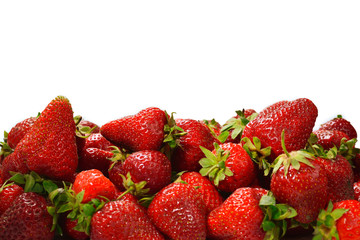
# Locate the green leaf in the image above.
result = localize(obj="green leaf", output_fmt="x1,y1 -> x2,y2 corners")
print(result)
260,195 -> 276,206
9,173 -> 26,185
76,190 -> 85,203
43,180 -> 59,195
83,204 -> 96,217
200,146 -> 216,161
24,174 -> 36,192
58,203 -> 74,214
262,220 -> 276,231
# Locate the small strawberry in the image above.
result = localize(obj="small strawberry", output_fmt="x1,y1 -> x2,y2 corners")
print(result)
0,192 -> 54,240
108,150 -> 172,195
242,98 -> 318,161
172,118 -> 218,172
73,169 -> 117,203
147,182 -> 207,240
100,107 -> 167,152
7,116 -> 37,149
178,171 -> 223,214
199,142 -> 257,193
91,197 -> 165,240
0,180 -> 24,215
319,114 -> 357,139
313,129 -> 350,150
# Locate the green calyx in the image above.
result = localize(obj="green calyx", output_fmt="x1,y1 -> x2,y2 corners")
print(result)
108,146 -> 128,170
117,172 -> 150,200
199,143 -> 233,186
241,136 -> 272,176
338,138 -> 359,163
74,115 -> 98,139
272,130 -> 315,176
0,131 -> 13,159
260,191 -> 298,240
312,201 -> 348,240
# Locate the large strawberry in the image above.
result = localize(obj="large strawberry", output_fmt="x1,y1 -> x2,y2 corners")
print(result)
172,118 -> 218,172
319,114 -> 357,139
0,192 -> 54,240
100,107 -> 167,152
1,96 -> 78,181
147,182 -> 207,240
0,181 -> 24,215
242,98 -> 318,161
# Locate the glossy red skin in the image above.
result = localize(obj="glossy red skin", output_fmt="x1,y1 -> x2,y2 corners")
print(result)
91,198 -> 165,240
7,117 -> 37,149
0,184 -> 24,216
172,119 -> 218,172
215,143 -> 257,193
78,133 -> 114,174
180,171 -> 224,214
313,129 -> 350,150
319,116 -> 357,139
2,97 -> 78,182
73,169 -> 117,203
314,155 -> 354,203
207,187 -> 267,240
147,182 -> 207,240
270,159 -> 328,224
0,192 -> 54,240
1,151 -> 29,180
242,98 -> 318,161
100,107 -> 167,152
109,150 -> 172,195
333,200 -> 360,240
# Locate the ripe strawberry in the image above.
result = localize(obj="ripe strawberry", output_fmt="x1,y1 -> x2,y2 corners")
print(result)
199,142 -> 257,193
207,187 -> 268,239
91,197 -> 165,240
172,118 -> 218,172
7,116 -> 37,149
242,98 -> 318,161
100,107 -> 167,152
319,114 -> 357,139
0,192 -> 54,240
108,150 -> 172,195
0,181 -> 24,215
147,182 -> 207,240
1,96 -> 78,181
63,218 -> 89,240
313,129 -> 350,150
178,171 -> 223,213
73,169 -> 117,203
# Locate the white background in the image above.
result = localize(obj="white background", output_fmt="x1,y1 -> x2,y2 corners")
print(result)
0,1 -> 359,138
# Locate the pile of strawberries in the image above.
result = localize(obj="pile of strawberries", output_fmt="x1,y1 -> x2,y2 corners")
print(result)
0,96 -> 359,240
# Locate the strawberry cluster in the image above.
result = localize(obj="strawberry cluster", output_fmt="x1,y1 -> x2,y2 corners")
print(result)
0,96 -> 359,240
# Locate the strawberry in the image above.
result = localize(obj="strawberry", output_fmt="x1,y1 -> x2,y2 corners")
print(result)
172,118 -> 218,172
313,129 -> 350,150
7,116 -> 37,149
147,182 -> 207,240
1,96 -> 78,181
199,142 -> 257,193
0,192 -> 54,240
319,114 -> 357,139
73,169 -> 117,203
91,197 -> 165,240
63,217 -> 89,240
207,187 -> 268,239
242,98 -> 318,161
178,171 -> 223,214
0,181 -> 24,215
100,107 -> 167,152
108,150 -> 172,195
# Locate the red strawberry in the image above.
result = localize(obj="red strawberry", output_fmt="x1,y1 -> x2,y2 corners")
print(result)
63,218 -> 89,240
7,116 -> 37,149
1,96 -> 78,181
100,107 -> 167,152
91,197 -> 165,240
179,171 -> 223,214
0,192 -> 54,240
319,114 -> 357,139
109,150 -> 172,195
172,118 -> 218,172
0,182 -> 24,215
199,142 -> 257,193
147,182 -> 207,240
242,98 -> 318,161
354,181 -> 360,201
207,187 -> 268,240
313,129 -> 350,150
73,169 -> 117,203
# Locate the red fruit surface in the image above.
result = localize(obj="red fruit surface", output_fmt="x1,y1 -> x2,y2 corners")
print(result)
270,159 -> 328,224
109,150 -> 171,195
91,198 -> 164,240
100,107 -> 167,152
242,98 -> 318,161
147,182 -> 207,240
319,115 -> 357,139
333,199 -> 360,240
172,118 -> 217,172
0,183 -> 24,216
7,116 -> 37,149
313,129 -> 350,150
0,192 -> 54,240
207,187 -> 268,240
64,218 -> 89,240
73,169 -> 117,203
354,181 -> 360,201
